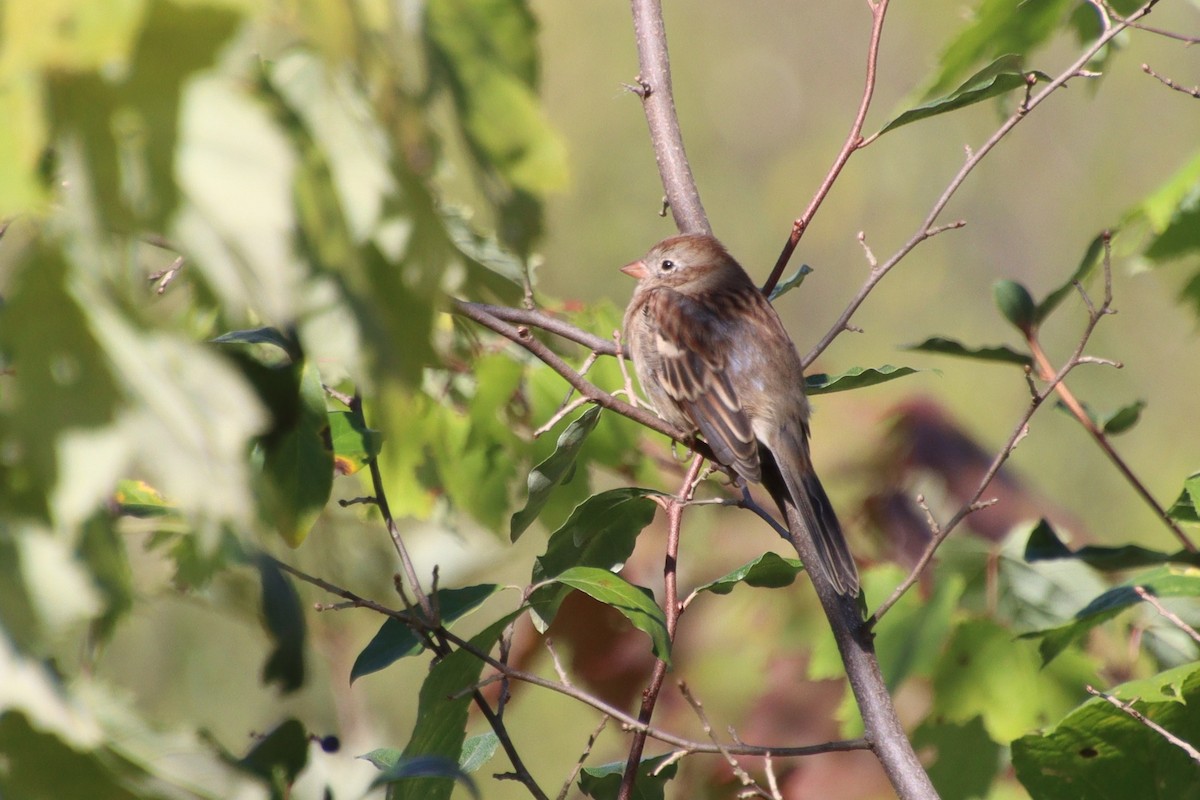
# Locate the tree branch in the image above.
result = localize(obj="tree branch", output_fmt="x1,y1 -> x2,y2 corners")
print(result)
629,0 -> 710,233
763,0 -> 890,296
804,0 -> 1159,367
619,455 -> 704,800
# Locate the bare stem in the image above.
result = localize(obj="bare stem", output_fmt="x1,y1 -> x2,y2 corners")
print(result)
629,0 -> 710,233
763,0 -> 890,295
619,455 -> 704,800
804,0 -> 1159,367
1085,685 -> 1200,763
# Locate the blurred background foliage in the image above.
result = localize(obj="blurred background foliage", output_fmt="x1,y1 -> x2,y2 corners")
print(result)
1,0 -> 1199,798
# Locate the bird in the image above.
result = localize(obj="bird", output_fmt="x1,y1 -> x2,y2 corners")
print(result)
621,233 -> 859,597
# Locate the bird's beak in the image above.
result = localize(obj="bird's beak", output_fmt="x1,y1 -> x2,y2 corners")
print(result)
621,260 -> 649,279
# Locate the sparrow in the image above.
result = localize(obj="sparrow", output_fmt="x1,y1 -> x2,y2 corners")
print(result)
621,233 -> 859,597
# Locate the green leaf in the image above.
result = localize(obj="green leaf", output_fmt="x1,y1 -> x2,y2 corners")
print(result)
691,552 -> 805,597
258,361 -> 334,547
236,719 -> 309,788
328,409 -> 383,477
111,479 -> 176,518
1036,233 -> 1107,323
903,336 -> 1031,367
256,556 -> 307,694
350,584 -> 499,683
1021,565 -> 1200,664
917,1 -> 1072,99
579,753 -> 680,800
1013,663 -> 1200,800
912,716 -> 1002,800
1100,400 -> 1146,436
932,618 -> 1085,742
993,279 -> 1037,334
880,55 -> 1051,136
804,364 -> 922,395
1167,472 -> 1200,524
511,406 -> 602,541
386,613 -> 517,800
368,755 -> 479,798
211,327 -> 302,360
1024,519 -> 1200,571
546,566 -> 671,666
425,0 -> 567,196
529,488 -> 663,630
768,264 -> 812,300
458,733 -> 499,774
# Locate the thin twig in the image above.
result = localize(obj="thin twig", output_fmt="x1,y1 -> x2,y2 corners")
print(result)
1134,586 -> 1200,645
870,240 -> 1124,626
762,0 -> 890,295
1023,241 -> 1195,552
453,300 -> 624,356
1085,685 -> 1200,763
618,455 -> 705,800
804,0 -> 1159,367
629,0 -> 710,233
556,716 -> 610,800
680,681 -> 773,799
148,256 -> 185,295
1142,62 -> 1200,98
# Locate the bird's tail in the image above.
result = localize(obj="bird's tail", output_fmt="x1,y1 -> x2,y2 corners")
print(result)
760,438 -> 860,598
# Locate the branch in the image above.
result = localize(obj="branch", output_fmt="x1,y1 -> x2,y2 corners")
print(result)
1085,685 -> 1200,764
450,298 -> 719,463
629,0 -> 710,233
763,0 -> 890,295
870,245 -> 1121,626
804,0 -> 1159,366
619,455 -> 704,800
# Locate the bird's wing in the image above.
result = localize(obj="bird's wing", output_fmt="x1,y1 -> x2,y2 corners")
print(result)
648,288 -> 760,481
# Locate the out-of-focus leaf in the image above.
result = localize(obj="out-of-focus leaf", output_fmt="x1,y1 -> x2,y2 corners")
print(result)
0,711 -> 145,800
1166,472 -> 1200,524
1021,565 -> 1200,665
424,0 -> 568,196
545,566 -> 670,665
1099,400 -> 1145,435
932,617 -> 1088,742
368,755 -> 479,798
350,584 -> 499,682
211,327 -> 301,360
458,733 -> 499,774
0,246 -> 120,518
328,409 -> 383,476
1013,663 -> 1200,800
256,556 -> 306,694
1024,519 -> 1200,571
993,279 -> 1037,334
76,513 -> 133,647
236,718 -> 309,789
805,365 -> 922,395
917,1 -> 1072,99
385,614 -> 516,800
258,361 -> 333,547
45,0 -> 244,232
691,552 -> 805,597
579,752 -> 680,800
904,336 -> 1031,367
768,264 -> 812,300
511,406 -> 602,541
112,479 -> 175,518
912,716 -> 1001,800
880,55 -> 1051,136
1037,233 -> 1107,323
529,488 -> 662,630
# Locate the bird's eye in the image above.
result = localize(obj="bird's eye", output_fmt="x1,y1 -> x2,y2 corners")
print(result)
660,259 -> 675,271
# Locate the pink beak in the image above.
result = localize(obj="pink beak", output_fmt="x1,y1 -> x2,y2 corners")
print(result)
621,260 -> 649,279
